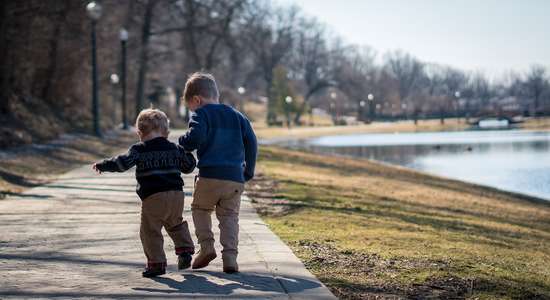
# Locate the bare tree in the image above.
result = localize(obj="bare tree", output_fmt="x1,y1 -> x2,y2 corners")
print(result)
290,16 -> 333,124
242,4 -> 298,124
160,0 -> 247,72
134,0 -> 159,116
385,50 -> 424,122
524,65 -> 548,116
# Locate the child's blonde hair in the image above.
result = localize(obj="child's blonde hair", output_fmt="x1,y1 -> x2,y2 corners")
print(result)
135,108 -> 169,136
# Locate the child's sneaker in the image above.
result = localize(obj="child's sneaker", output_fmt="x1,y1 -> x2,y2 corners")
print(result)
178,252 -> 193,270
142,268 -> 166,278
222,253 -> 239,274
142,262 -> 166,278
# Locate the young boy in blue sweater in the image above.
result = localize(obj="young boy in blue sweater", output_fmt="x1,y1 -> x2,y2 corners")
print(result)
178,72 -> 257,273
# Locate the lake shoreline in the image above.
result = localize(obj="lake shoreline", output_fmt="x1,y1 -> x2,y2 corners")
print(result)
273,143 -> 550,206
254,117 -> 550,143
263,127 -> 550,203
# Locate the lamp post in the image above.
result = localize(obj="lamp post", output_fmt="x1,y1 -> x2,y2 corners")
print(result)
454,91 -> 462,124
120,28 -> 128,129
330,92 -> 338,124
110,73 -> 119,125
86,1 -> 102,136
359,100 -> 366,122
367,93 -> 375,122
238,86 -> 245,111
285,96 -> 293,129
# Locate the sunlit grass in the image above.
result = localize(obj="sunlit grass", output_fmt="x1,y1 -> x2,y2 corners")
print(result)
255,146 -> 550,299
253,118 -> 469,140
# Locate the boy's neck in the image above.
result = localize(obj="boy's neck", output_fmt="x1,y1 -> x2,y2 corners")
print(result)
140,131 -> 167,142
201,97 -> 219,106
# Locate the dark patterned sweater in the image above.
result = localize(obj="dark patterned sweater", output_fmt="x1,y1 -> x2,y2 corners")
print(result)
95,137 -> 196,200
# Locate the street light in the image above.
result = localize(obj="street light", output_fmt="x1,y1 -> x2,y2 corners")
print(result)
284,96 -> 293,128
110,73 -> 119,85
120,28 -> 128,129
367,93 -> 375,121
237,86 -> 246,111
359,100 -> 366,123
86,1 -> 102,20
454,91 -> 462,124
86,1 -> 102,136
110,74 -> 119,124
330,92 -> 338,123
401,103 -> 408,119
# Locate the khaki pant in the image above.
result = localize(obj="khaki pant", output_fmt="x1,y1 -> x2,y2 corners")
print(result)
192,177 -> 244,260
140,190 -> 195,266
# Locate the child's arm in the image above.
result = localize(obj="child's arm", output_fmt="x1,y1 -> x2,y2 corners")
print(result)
241,116 -> 258,182
177,145 -> 197,174
93,145 -> 138,173
178,110 -> 207,151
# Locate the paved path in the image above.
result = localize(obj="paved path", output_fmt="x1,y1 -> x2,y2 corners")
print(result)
0,164 -> 336,299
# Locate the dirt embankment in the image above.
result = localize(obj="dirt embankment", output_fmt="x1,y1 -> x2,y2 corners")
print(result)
249,146 -> 550,299
0,129 -> 137,198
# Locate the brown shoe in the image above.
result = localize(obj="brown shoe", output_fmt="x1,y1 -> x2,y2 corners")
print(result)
192,244 -> 216,269
222,254 -> 239,273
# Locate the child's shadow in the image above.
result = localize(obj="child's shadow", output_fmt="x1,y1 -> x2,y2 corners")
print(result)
133,271 -> 320,295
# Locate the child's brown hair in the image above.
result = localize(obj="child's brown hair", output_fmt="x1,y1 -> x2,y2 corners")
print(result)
183,72 -> 219,102
135,108 -> 169,136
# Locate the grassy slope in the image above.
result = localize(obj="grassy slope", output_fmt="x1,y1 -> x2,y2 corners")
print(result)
0,130 -> 136,197
252,146 -> 550,299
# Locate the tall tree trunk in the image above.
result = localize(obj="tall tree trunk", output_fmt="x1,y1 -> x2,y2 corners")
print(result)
42,1 -> 68,103
135,0 -> 157,117
293,82 -> 330,125
0,1 -> 9,114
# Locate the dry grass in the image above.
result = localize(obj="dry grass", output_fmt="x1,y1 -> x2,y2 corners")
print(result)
251,146 -> 550,299
252,115 -> 550,141
520,117 -> 550,131
254,118 -> 469,140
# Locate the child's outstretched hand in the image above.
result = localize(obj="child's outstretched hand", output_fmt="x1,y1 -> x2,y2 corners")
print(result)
92,163 -> 102,174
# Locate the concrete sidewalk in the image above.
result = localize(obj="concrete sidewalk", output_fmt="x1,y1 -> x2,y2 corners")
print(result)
0,165 -> 336,299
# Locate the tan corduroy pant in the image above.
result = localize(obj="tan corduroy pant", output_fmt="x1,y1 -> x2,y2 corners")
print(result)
140,190 -> 195,266
192,177 -> 244,260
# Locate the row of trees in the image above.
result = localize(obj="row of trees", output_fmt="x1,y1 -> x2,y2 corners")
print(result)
1,0 -> 550,146
126,0 -> 550,125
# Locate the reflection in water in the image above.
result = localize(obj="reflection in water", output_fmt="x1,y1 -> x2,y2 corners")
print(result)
282,130 -> 550,201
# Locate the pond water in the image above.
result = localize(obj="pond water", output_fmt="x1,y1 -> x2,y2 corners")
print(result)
281,130 -> 550,201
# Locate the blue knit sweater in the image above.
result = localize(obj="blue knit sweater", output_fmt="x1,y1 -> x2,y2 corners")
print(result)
178,104 -> 258,183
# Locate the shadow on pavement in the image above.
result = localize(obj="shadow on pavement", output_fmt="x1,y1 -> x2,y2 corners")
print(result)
132,271 -> 321,295
0,191 -> 52,199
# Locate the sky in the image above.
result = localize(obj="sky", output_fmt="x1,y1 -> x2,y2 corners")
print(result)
278,0 -> 550,78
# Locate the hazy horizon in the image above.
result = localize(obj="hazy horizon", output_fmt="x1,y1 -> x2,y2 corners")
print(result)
279,0 -> 550,79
